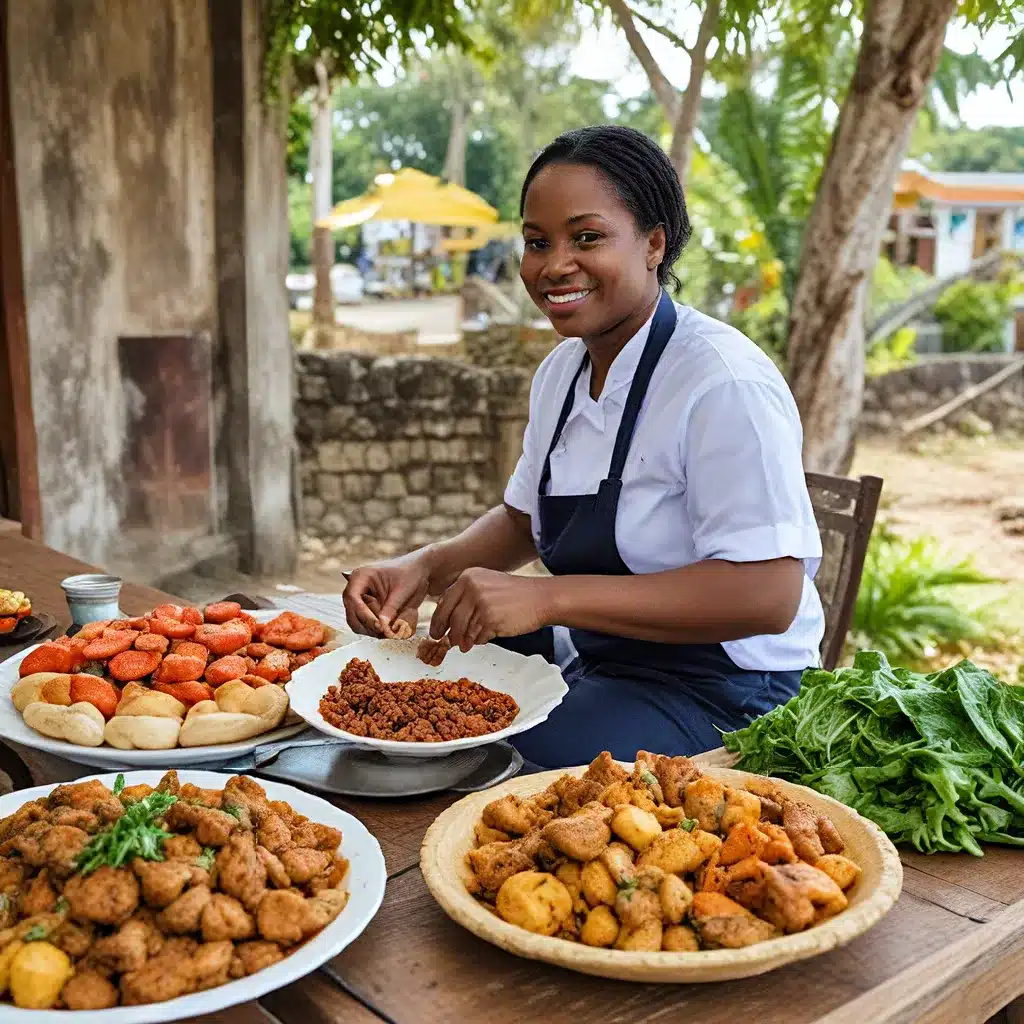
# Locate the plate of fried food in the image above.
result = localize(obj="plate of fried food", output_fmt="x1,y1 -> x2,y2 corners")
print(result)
0,768 -> 385,1019
0,604 -> 340,767
420,749 -> 903,982
285,636 -> 568,760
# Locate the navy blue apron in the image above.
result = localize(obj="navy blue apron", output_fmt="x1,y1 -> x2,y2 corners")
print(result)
498,290 -> 802,769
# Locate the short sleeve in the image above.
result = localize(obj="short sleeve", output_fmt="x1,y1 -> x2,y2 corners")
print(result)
683,379 -> 822,576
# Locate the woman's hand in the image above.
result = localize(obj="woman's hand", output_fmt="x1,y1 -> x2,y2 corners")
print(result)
429,569 -> 554,652
343,557 -> 433,637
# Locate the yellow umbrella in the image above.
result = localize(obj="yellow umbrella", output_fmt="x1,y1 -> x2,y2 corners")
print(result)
318,168 -> 499,229
440,222 -> 521,252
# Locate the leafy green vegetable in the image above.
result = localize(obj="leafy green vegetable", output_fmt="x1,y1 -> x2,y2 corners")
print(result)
23,924 -> 49,942
196,847 -> 216,871
113,774 -> 126,796
75,790 -> 178,875
640,770 -> 658,787
54,896 -> 69,915
223,804 -> 243,820
615,878 -> 637,898
723,652 -> 1024,856
677,818 -> 698,832
0,893 -> 9,913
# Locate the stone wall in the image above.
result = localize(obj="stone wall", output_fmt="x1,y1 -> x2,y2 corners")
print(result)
862,355 -> 1024,434
462,323 -> 561,371
296,352 -> 530,555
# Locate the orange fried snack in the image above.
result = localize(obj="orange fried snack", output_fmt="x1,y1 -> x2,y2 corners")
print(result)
20,641 -> 80,677
108,649 -> 163,682
152,680 -> 215,707
82,630 -> 139,661
194,622 -> 252,656
153,653 -> 207,684
135,633 -> 170,654
205,655 -> 250,686
204,601 -> 243,624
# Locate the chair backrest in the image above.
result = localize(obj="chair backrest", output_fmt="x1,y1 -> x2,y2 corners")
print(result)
806,472 -> 884,671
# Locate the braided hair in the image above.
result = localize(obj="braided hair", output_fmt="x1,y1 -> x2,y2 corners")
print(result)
520,125 -> 691,290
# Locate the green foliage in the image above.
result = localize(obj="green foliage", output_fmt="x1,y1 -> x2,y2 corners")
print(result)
912,123 -> 1024,173
76,790 -> 178,874
868,258 -> 934,323
865,326 -> 917,377
729,289 -> 789,365
723,651 -> 1024,854
934,275 -> 1020,353
850,524 -> 1002,668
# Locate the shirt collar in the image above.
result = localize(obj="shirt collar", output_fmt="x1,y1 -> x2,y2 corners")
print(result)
595,302 -> 660,399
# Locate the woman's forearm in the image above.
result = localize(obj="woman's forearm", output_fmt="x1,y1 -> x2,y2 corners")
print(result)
421,505 -> 537,596
542,558 -> 804,644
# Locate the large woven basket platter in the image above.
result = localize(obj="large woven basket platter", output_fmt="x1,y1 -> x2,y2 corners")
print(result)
420,761 -> 903,983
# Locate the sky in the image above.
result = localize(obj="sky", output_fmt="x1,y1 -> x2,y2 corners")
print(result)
566,9 -> 1022,129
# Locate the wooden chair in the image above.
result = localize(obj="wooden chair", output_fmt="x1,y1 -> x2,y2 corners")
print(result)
806,472 -> 884,671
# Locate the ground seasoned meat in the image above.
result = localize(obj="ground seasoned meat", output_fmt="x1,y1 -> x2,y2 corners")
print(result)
319,658 -> 519,742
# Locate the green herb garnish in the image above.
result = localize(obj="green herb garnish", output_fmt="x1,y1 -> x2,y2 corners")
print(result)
75,790 -> 178,875
196,847 -> 216,871
113,774 -> 126,796
23,924 -> 48,942
723,651 -> 1024,856
0,893 -> 9,913
222,803 -> 243,820
678,818 -> 698,832
54,896 -> 69,914
640,770 -> 658,787
615,878 -> 637,899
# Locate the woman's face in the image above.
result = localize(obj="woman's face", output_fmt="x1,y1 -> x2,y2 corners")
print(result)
520,162 -> 665,339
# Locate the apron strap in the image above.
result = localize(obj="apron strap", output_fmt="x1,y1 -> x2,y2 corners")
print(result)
606,289 -> 678,481
538,354 -> 589,497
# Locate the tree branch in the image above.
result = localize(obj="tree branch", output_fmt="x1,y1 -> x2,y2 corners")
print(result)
603,0 -> 681,123
668,0 -> 719,187
627,7 -> 693,55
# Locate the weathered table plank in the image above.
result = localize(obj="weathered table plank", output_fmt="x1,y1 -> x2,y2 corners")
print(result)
328,867 -> 978,1024
258,973 -> 385,1024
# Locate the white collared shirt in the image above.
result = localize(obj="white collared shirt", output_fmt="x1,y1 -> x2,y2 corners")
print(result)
504,301 -> 825,672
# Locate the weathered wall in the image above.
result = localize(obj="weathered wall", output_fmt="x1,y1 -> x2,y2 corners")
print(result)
296,352 -> 530,556
862,355 -> 1024,433
8,0 -> 218,565
462,323 -> 561,371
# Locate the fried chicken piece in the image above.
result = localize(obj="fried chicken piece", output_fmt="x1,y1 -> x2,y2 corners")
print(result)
62,971 -> 119,1010
638,827 -> 716,875
582,751 -> 630,789
683,778 -> 726,833
743,777 -> 784,822
0,798 -> 48,847
615,874 -> 663,931
474,821 -> 510,846
546,774 -> 607,817
720,822 -> 768,866
758,822 -> 798,864
689,891 -> 778,949
255,889 -> 306,944
631,753 -> 665,803
467,831 -> 543,896
163,835 -> 203,861
815,853 -> 862,891
156,884 -> 212,934
216,832 -> 267,911
8,822 -> 88,873
724,856 -> 768,912
119,784 -> 155,806
646,752 -> 703,808
268,800 -> 304,826
542,803 -> 613,862
696,849 -> 728,894
120,946 -> 198,1006
481,793 -> 557,837
19,869 -> 58,916
48,780 -> 124,824
257,846 -> 291,889
52,919 -> 95,959
304,887 -> 348,932
598,781 -> 634,808
194,939 -> 234,991
179,783 -> 223,809
229,940 -> 285,978
133,858 -> 194,908
49,806 -> 101,833
65,866 -> 140,926
89,917 -> 154,973
280,847 -> 333,886
223,776 -> 272,822
165,802 -> 239,847
201,893 -> 256,942
761,862 -> 848,932
599,841 -> 636,886
290,821 -> 343,853
0,855 -> 24,890
156,770 -> 181,795
721,788 -> 762,832
257,814 -> 294,855
782,801 -> 844,863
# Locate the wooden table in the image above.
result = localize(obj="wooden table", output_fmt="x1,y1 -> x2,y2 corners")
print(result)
4,535 -> 1024,1024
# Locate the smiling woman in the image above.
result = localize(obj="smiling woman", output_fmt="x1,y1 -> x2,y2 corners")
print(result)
342,125 -> 826,770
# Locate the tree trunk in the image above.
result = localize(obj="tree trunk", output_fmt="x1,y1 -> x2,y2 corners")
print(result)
442,55 -> 469,187
668,0 -> 718,188
310,56 -> 334,345
786,0 -> 957,474
604,0 -> 680,123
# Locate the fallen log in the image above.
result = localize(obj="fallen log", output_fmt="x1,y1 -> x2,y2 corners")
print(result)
900,357 -> 1024,436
